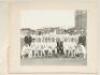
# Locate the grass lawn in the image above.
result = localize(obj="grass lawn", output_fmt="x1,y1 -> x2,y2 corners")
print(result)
21,57 -> 87,65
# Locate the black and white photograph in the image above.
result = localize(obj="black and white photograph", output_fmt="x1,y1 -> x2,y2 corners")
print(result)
20,10 -> 87,65
0,0 -> 98,74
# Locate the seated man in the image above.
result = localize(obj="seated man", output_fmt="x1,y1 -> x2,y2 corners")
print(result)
21,44 -> 31,59
75,43 -> 86,59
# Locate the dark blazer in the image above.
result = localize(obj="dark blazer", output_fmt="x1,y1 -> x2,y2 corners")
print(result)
78,35 -> 86,47
57,41 -> 64,54
24,35 -> 32,46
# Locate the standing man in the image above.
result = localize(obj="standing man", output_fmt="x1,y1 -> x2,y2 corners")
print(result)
56,38 -> 64,55
78,35 -> 86,47
24,31 -> 32,46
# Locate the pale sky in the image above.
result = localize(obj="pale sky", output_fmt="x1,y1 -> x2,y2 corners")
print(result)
20,10 -> 75,29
